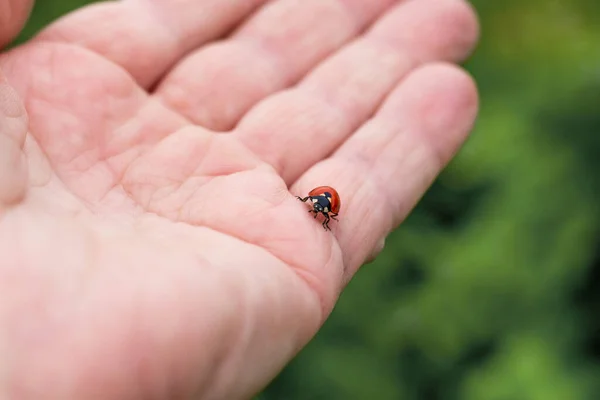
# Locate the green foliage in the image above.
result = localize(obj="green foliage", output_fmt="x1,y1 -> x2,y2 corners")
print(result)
13,1 -> 600,399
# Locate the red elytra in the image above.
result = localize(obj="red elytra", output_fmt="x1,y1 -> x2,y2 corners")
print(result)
296,186 -> 341,231
307,186 -> 341,214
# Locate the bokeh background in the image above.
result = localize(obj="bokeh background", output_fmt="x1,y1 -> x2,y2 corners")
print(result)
12,1 -> 600,399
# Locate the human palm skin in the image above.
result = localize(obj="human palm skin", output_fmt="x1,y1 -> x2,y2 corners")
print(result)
0,0 -> 479,398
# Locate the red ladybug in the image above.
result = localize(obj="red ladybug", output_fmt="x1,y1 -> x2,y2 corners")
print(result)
296,186 -> 341,231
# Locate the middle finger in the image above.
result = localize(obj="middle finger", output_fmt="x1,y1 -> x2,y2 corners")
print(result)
153,0 -> 400,131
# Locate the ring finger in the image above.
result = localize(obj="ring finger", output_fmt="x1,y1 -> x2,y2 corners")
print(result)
235,0 -> 479,183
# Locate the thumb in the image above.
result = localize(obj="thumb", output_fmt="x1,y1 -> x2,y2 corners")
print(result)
0,69 -> 28,210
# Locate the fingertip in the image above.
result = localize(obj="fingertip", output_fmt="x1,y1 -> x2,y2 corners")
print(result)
368,0 -> 480,63
444,0 -> 481,61
415,63 -> 479,160
380,62 -> 479,164
0,0 -> 34,48
426,0 -> 481,61
415,61 -> 479,125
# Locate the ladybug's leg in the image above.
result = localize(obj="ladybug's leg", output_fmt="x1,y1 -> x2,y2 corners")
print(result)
322,214 -> 331,231
330,213 -> 339,221
296,196 -> 310,203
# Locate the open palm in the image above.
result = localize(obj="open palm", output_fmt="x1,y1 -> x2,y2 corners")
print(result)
0,0 -> 478,398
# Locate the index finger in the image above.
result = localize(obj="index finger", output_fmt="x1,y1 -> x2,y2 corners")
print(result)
34,0 -> 268,88
0,0 -> 34,48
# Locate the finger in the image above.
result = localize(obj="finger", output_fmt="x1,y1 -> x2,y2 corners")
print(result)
154,0 -> 400,131
235,0 -> 479,183
0,69 -> 28,209
0,0 -> 34,47
294,63 -> 479,280
34,0 -> 268,88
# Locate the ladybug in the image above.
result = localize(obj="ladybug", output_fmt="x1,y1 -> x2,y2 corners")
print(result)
296,186 -> 341,231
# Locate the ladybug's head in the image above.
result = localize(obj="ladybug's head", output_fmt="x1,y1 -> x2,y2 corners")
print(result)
313,201 -> 324,213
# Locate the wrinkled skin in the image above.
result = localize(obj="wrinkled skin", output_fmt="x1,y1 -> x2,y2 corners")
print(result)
0,0 -> 479,398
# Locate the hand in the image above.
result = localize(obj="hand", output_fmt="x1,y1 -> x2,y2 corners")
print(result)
0,0 -> 479,398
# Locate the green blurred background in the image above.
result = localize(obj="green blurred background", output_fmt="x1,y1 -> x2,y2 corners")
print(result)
12,1 -> 600,399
